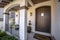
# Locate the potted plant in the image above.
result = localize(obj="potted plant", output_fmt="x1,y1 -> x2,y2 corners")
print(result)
27,20 -> 32,33
10,24 -> 15,34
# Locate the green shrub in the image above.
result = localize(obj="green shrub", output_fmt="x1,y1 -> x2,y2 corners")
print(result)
0,35 -> 17,40
0,30 -> 1,33
1,36 -> 17,40
0,32 -> 7,37
0,30 -> 17,40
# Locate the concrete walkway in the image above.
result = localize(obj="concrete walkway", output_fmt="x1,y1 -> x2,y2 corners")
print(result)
27,33 -> 37,40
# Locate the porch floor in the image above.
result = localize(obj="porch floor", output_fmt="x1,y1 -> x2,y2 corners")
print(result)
27,33 -> 37,40
8,28 -> 37,40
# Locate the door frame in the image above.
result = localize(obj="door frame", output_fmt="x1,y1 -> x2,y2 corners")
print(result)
35,6 -> 51,36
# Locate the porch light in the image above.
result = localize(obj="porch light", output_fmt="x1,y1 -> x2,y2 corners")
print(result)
41,13 -> 44,16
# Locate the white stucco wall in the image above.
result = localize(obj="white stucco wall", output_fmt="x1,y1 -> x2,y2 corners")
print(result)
27,0 -> 60,40
4,0 -> 27,12
51,0 -> 60,40
27,1 -> 52,36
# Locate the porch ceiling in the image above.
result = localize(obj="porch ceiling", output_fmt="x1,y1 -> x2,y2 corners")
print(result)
28,2 -> 31,7
31,0 -> 50,4
0,0 -> 50,8
0,0 -> 13,8
28,0 -> 50,7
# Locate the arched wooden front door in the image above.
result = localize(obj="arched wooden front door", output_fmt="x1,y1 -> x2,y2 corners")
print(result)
35,6 -> 51,33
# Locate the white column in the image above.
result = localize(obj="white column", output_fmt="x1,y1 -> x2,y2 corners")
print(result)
19,6 -> 28,40
3,13 -> 9,31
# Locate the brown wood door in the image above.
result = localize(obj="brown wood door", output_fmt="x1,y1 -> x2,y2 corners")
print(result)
35,6 -> 51,33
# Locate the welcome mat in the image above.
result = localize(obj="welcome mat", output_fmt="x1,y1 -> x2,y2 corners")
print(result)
33,33 -> 51,40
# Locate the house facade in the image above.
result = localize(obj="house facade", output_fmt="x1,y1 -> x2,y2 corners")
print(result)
0,0 -> 60,40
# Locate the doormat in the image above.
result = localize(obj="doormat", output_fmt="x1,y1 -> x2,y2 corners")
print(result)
33,33 -> 51,40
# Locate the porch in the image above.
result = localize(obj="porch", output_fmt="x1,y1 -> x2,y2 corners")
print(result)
0,0 -> 60,40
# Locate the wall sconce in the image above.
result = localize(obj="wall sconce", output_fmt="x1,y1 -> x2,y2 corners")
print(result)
41,13 -> 44,16
30,12 -> 32,16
